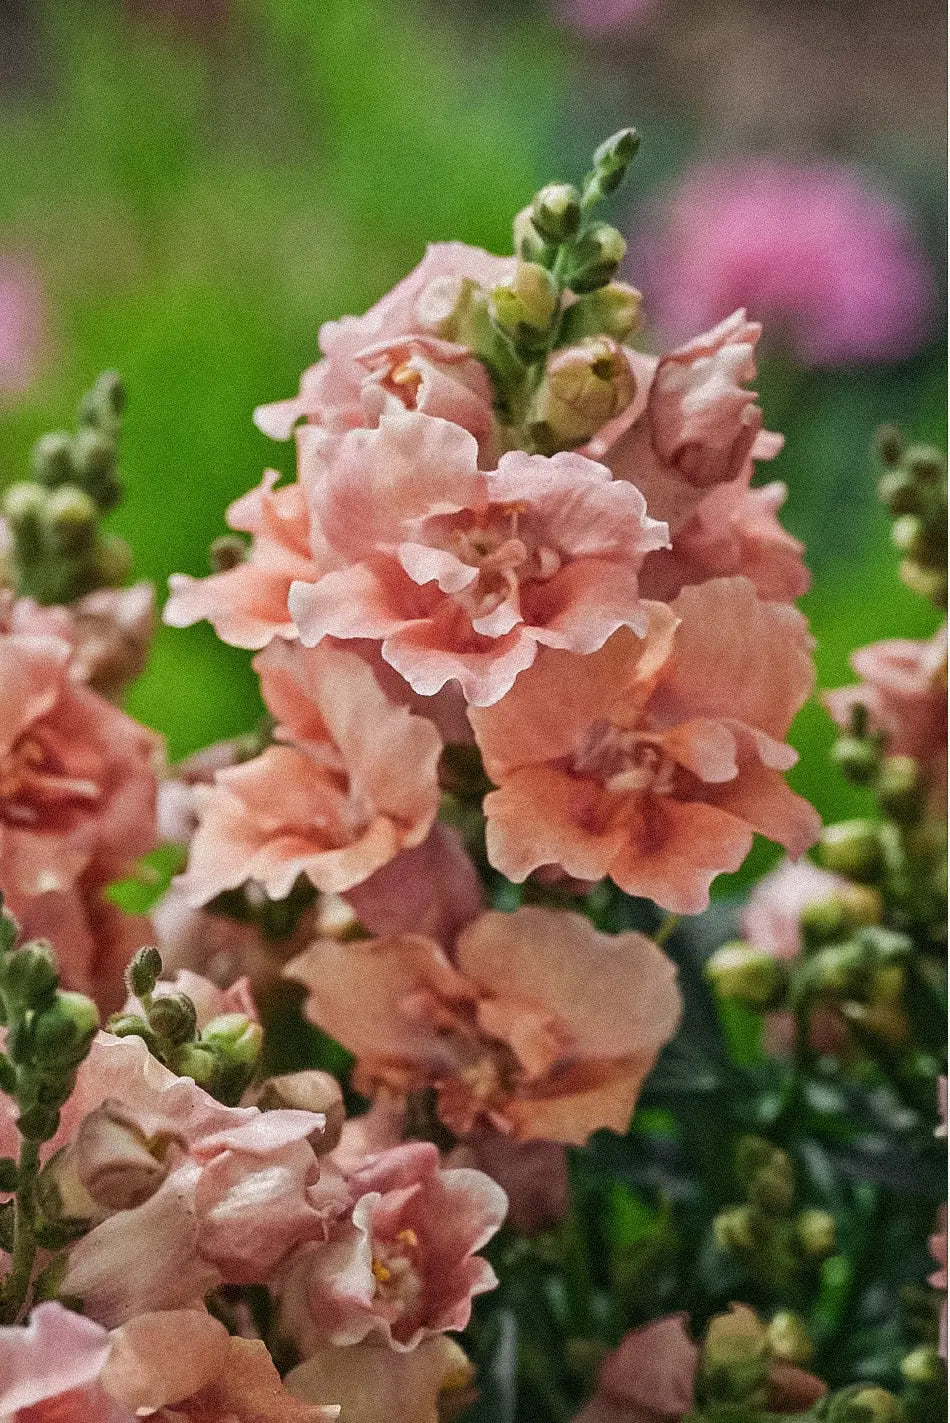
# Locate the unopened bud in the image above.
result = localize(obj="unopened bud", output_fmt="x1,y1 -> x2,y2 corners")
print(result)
147,992 -> 197,1046
256,1070 -> 345,1153
905,445 -> 945,485
78,370 -> 125,431
32,992 -> 99,1064
416,274 -> 479,340
748,1162 -> 795,1216
878,469 -> 925,517
706,942 -> 785,1010
530,183 -> 582,244
4,481 -> 47,538
512,206 -> 551,265
844,998 -> 909,1048
529,336 -> 635,452
900,1346 -> 943,1387
565,223 -> 627,293
590,128 -> 640,193
490,262 -> 559,349
44,485 -> 97,555
3,942 -> 58,1008
713,1204 -> 760,1255
31,431 -> 76,487
831,735 -> 880,785
201,1013 -> 262,1069
877,755 -> 925,822
900,559 -> 947,605
768,1311 -> 814,1367
837,884 -> 884,929
559,282 -> 643,343
173,1043 -> 218,1091
819,820 -> 885,882
72,428 -> 119,511
95,533 -> 133,588
701,1305 -> 770,1407
795,1207 -> 836,1260
832,1387 -> 904,1423
107,1013 -> 161,1054
126,946 -> 163,1000
210,534 -> 247,573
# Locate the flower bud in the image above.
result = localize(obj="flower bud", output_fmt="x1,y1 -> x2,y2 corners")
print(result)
147,992 -> 198,1046
126,946 -> 163,1000
490,263 -> 559,350
899,559 -> 947,605
3,481 -> 47,542
31,431 -> 76,488
172,1043 -> 218,1090
831,735 -> 880,785
748,1162 -> 795,1216
512,206 -> 551,265
43,485 -> 97,556
558,282 -> 643,343
201,1012 -> 263,1071
701,1305 -> 770,1408
819,820 -> 885,882
831,1386 -> 904,1423
844,998 -> 909,1048
900,1346 -> 943,1387
905,445 -> 945,485
767,1311 -> 814,1367
878,469 -> 925,517
565,223 -> 627,293
877,754 -> 925,823
107,1014 -> 161,1054
72,1103 -> 169,1211
705,942 -> 786,1010
32,992 -> 99,1065
530,183 -> 582,243
78,370 -> 125,432
528,336 -> 635,452
16,1103 -> 60,1142
256,1070 -> 345,1153
416,274 -> 479,340
590,128 -> 640,193
795,1207 -> 836,1260
3,942 -> 58,1009
210,534 -> 247,573
713,1204 -> 760,1255
809,942 -> 867,999
72,427 -> 120,511
95,533 -> 133,588
875,425 -> 903,468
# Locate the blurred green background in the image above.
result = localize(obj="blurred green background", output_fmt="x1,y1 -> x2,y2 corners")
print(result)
0,0 -> 945,854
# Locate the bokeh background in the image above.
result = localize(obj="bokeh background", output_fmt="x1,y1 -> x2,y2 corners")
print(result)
0,0 -> 945,878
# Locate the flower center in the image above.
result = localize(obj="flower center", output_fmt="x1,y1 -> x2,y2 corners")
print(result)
572,720 -> 677,795
0,734 -> 101,826
447,505 -> 562,623
371,1226 -> 424,1319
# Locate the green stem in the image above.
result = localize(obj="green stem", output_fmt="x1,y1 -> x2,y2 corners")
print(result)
655,913 -> 681,948
4,1135 -> 39,1322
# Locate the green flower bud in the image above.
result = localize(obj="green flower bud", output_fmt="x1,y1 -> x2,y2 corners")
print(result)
705,941 -> 786,1010
700,1305 -> 770,1408
31,431 -> 76,488
32,991 -> 99,1064
490,262 -> 560,350
748,1161 -> 795,1216
512,207 -> 551,266
590,128 -> 640,193
892,514 -> 936,564
126,946 -> 163,1001
831,734 -> 880,785
900,1346 -> 943,1386
530,183 -> 582,244
713,1204 -> 760,1255
808,942 -> 867,999
565,223 -> 627,293
210,534 -> 247,573
173,1043 -> 219,1090
528,336 -> 635,453
768,1311 -> 814,1366
147,992 -> 198,1047
2,942 -> 58,1009
877,754 -> 925,822
558,282 -> 644,344
78,370 -> 125,432
831,1386 -> 904,1423
4,481 -> 47,542
16,1103 -> 61,1142
875,425 -> 903,469
899,559 -> 947,606
72,427 -> 119,511
819,820 -> 885,882
878,469 -> 925,517
795,1207 -> 836,1260
905,445 -> 945,485
43,485 -> 97,555
106,1013 -> 161,1055
201,1013 -> 263,1072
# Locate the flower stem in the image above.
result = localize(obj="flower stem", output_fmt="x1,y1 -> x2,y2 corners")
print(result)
2,1134 -> 39,1323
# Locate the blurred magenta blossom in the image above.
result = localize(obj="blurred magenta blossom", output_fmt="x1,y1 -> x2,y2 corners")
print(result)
634,158 -> 937,367
0,255 -> 43,396
557,0 -> 657,34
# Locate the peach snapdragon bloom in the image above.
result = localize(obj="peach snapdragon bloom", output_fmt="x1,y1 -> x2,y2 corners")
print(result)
288,406 -> 668,706
470,578 -> 820,913
0,628 -> 158,1003
0,1301 -> 338,1421
164,470 -> 325,651
278,1139 -> 506,1353
604,312 -> 783,537
287,905 -> 681,1144
2,583 -> 156,703
253,241 -> 513,464
183,639 -> 442,904
286,1336 -> 473,1423
825,625 -> 947,769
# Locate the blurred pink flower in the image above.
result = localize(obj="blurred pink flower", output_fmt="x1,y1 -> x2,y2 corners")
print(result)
0,255 -> 43,397
825,626 -> 947,768
636,159 -> 936,366
557,0 -> 657,35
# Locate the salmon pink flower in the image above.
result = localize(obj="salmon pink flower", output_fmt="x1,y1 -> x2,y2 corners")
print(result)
164,470 -> 325,650
469,577 -> 820,912
344,823 -> 483,946
286,1335 -> 472,1423
2,582 -> 155,703
287,905 -> 681,1144
183,639 -> 442,905
278,1140 -> 505,1352
825,626 -> 947,768
605,312 -> 782,537
574,1316 -> 698,1423
253,241 -> 513,461
288,406 -> 668,706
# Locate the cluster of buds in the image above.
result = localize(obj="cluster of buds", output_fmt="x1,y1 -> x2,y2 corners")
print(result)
877,430 -> 947,607
712,1137 -> 836,1297
0,900 -> 100,1320
1,371 -> 132,604
108,946 -> 262,1106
